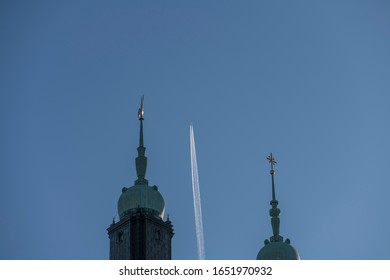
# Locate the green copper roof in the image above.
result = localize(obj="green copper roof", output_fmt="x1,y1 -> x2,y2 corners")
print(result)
257,240 -> 300,260
118,184 -> 165,219
117,96 -> 165,220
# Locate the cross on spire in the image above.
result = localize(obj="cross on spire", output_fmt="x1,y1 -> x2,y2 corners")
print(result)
267,152 -> 277,202
266,152 -> 281,241
267,153 -> 277,174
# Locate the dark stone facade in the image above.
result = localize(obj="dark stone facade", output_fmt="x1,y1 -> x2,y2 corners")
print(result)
107,209 -> 174,260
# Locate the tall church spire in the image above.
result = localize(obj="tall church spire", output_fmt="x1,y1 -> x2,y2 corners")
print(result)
108,96 -> 174,260
256,153 -> 300,260
135,95 -> 148,185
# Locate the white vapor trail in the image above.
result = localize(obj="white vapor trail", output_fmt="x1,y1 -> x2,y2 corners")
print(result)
190,125 -> 205,260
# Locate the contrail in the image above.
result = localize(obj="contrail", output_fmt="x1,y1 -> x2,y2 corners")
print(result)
190,125 -> 205,260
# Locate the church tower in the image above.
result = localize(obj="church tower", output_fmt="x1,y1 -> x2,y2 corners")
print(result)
257,153 -> 299,260
107,97 -> 174,260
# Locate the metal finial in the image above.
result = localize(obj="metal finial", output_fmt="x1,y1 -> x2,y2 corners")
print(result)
266,152 -> 282,241
267,153 -> 277,201
267,153 -> 277,174
138,95 -> 144,120
135,96 -> 148,185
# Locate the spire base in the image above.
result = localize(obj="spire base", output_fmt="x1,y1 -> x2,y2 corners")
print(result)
135,178 -> 149,185
270,235 -> 283,242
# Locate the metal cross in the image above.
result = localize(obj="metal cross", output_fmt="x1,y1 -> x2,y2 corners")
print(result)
267,153 -> 277,171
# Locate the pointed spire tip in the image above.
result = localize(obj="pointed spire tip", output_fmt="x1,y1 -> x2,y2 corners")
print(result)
138,95 -> 144,120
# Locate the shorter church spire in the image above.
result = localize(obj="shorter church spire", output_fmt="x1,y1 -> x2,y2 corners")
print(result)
267,153 -> 282,242
135,95 -> 148,185
256,153 -> 299,260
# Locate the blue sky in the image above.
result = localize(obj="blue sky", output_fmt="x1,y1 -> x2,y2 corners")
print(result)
1,1 -> 390,260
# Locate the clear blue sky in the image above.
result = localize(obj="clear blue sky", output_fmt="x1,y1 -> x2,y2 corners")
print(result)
1,1 -> 390,260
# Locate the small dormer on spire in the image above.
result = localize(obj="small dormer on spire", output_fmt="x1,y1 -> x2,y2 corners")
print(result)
267,153 -> 282,242
135,95 -> 148,185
